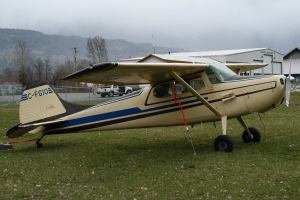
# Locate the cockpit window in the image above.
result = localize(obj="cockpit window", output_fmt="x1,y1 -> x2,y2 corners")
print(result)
206,63 -> 236,83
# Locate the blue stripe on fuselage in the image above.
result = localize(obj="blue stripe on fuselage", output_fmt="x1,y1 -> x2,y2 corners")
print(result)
60,98 -> 199,128
64,107 -> 143,126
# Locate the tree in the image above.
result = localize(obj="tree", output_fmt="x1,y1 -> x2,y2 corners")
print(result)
14,40 -> 32,86
33,58 -> 44,81
44,58 -> 52,81
1,67 -> 18,83
52,59 -> 73,86
86,36 -> 108,64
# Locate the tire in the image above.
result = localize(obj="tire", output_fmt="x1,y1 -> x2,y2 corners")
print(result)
214,135 -> 234,152
100,94 -> 105,98
126,90 -> 132,94
242,132 -> 252,143
242,127 -> 261,143
36,142 -> 43,149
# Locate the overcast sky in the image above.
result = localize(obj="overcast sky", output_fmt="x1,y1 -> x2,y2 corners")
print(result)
0,0 -> 299,52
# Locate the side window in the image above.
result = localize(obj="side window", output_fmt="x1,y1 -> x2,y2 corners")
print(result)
153,82 -> 186,98
153,83 -> 172,98
189,79 -> 205,90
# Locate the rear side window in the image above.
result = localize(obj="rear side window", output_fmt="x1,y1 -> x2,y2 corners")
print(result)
189,79 -> 205,90
153,83 -> 172,98
153,82 -> 186,98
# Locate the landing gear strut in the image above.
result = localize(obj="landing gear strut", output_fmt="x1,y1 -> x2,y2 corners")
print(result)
213,115 -> 234,152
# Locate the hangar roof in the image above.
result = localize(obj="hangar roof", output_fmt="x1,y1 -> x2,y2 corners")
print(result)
156,48 -> 267,58
284,47 -> 300,59
138,53 -> 218,63
121,48 -> 283,63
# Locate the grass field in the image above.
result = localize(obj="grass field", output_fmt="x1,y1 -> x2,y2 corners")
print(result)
1,94 -> 300,200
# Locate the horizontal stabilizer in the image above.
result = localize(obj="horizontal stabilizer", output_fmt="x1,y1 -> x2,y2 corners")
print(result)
226,63 -> 268,73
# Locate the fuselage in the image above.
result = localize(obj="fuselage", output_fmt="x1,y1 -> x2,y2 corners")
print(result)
45,75 -> 286,135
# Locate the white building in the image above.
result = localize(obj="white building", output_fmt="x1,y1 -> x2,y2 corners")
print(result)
283,47 -> 300,85
122,48 -> 284,75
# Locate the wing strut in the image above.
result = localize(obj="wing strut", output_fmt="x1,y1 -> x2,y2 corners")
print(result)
170,71 -> 228,136
170,71 -> 222,117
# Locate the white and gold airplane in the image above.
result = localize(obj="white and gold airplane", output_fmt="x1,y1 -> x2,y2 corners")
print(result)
2,61 -> 291,152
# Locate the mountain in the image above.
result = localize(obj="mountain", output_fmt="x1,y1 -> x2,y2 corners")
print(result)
0,28 -> 182,69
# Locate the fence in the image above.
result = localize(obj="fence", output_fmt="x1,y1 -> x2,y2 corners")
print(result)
0,84 -> 102,104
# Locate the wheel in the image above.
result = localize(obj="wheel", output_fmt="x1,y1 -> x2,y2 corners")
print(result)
126,90 -> 132,94
36,141 -> 43,149
242,132 -> 252,143
242,127 -> 261,143
100,94 -> 105,98
214,135 -> 234,152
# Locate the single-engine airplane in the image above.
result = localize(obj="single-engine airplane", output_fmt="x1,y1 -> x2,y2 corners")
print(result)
1,61 -> 292,152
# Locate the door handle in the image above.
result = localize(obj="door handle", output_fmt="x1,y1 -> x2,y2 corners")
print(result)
222,92 -> 236,102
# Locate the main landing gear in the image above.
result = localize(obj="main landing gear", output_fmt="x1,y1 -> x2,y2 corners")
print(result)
213,116 -> 261,152
214,135 -> 234,152
213,116 -> 234,152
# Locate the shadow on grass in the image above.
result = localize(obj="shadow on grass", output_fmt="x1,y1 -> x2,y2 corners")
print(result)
6,141 -> 77,154
2,132 -> 262,164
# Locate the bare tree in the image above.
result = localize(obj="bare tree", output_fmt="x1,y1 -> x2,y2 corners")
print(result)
14,40 -> 32,86
86,36 -> 108,63
44,58 -> 52,81
52,59 -> 74,86
1,67 -> 18,83
33,58 -> 44,81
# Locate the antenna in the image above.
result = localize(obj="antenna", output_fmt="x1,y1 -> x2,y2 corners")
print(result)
72,47 -> 77,71
152,34 -> 156,54
289,55 -> 292,77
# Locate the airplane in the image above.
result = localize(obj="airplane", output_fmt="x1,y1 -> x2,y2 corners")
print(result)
0,61 -> 292,152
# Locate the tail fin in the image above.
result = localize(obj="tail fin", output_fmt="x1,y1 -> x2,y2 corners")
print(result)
19,82 -> 66,124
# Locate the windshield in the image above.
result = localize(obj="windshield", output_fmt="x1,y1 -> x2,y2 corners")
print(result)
206,63 -> 236,83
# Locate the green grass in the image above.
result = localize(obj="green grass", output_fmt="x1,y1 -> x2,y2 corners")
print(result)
1,94 -> 300,200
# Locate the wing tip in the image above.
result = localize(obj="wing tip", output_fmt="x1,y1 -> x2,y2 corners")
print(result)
63,62 -> 119,81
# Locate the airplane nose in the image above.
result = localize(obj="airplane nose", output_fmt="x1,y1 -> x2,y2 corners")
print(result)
271,75 -> 286,107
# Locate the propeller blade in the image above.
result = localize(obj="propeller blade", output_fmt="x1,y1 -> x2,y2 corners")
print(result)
285,76 -> 291,107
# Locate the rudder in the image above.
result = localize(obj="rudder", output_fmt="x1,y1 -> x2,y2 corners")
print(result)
19,82 -> 66,124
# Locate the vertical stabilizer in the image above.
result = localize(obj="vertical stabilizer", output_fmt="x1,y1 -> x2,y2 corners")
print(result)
19,82 -> 66,124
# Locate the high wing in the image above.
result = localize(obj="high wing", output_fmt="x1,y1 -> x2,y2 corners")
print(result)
226,63 -> 268,73
63,63 -> 210,84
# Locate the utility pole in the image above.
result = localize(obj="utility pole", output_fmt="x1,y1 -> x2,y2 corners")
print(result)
73,47 -> 77,71
152,34 -> 156,54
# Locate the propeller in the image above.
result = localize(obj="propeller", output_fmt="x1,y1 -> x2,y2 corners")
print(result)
285,57 -> 293,107
285,74 -> 291,107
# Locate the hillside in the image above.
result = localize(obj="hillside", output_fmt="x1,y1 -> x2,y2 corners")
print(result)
0,28 -> 181,69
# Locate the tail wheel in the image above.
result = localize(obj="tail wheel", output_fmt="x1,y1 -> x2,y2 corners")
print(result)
214,135 -> 234,152
242,127 -> 261,143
